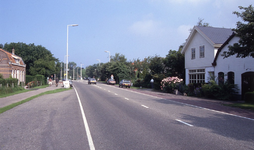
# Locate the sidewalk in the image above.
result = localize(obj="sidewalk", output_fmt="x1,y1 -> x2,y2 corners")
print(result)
131,88 -> 254,120
0,85 -> 63,109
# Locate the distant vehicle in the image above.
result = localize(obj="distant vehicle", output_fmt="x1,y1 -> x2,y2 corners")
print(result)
119,79 -> 131,88
69,80 -> 73,87
107,79 -> 116,85
88,78 -> 97,84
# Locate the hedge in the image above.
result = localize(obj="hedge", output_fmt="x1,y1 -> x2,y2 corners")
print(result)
244,92 -> 254,104
0,78 -> 18,87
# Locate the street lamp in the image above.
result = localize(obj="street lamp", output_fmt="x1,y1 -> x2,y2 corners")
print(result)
66,24 -> 78,81
105,51 -> 110,62
97,59 -> 101,66
80,63 -> 84,80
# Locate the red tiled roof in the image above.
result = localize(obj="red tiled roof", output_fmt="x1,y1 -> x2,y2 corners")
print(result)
0,48 -> 25,65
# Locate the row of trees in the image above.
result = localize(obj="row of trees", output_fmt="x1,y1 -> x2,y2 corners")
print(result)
85,48 -> 185,90
1,43 -> 84,81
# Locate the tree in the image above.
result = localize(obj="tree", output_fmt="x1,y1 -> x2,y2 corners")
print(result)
3,42 -> 59,76
149,55 -> 164,75
197,18 -> 210,27
223,5 -> 254,58
163,50 -> 185,79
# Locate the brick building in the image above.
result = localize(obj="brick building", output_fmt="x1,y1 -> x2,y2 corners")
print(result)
0,48 -> 26,84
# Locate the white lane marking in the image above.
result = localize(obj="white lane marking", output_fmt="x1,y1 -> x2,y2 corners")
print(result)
108,90 -> 110,92
97,85 -> 254,121
73,86 -> 95,150
176,119 -> 193,127
124,98 -> 129,100
114,93 -> 118,95
141,105 -> 149,108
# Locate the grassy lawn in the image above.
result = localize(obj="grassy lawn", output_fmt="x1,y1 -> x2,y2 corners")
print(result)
224,103 -> 254,111
0,88 -> 70,114
0,85 -> 49,98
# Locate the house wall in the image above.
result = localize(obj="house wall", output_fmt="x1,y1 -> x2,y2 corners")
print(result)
185,32 -> 215,69
184,31 -> 216,84
215,36 -> 254,95
0,50 -> 11,78
0,49 -> 26,84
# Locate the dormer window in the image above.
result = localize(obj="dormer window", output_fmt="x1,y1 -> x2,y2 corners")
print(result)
15,58 -> 20,64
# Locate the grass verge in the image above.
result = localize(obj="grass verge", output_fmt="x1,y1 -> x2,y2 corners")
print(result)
224,103 -> 254,111
0,85 -> 50,98
0,88 -> 71,114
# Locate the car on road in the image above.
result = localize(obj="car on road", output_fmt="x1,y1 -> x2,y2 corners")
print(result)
69,80 -> 73,87
119,79 -> 131,88
88,78 -> 97,84
107,79 -> 116,85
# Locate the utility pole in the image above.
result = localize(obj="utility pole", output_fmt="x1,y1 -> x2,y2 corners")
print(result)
60,62 -> 62,80
80,63 -> 84,80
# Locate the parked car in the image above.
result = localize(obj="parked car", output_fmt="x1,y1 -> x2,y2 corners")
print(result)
119,79 -> 131,88
88,78 -> 97,84
69,80 -> 73,87
107,79 -> 116,85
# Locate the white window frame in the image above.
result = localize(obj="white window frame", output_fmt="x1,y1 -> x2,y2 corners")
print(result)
189,69 -> 205,83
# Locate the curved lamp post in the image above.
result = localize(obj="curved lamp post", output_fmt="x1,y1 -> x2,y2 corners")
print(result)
97,59 -> 101,66
66,24 -> 78,81
104,51 -> 110,62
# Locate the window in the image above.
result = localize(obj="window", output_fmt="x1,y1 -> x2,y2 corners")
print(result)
218,72 -> 224,85
189,69 -> 205,83
228,72 -> 234,85
191,48 -> 195,59
200,46 -> 205,58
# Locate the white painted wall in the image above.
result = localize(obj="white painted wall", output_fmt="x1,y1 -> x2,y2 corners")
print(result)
215,36 -> 254,94
184,31 -> 216,84
185,32 -> 215,69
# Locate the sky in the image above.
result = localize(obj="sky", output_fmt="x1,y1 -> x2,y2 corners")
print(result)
1,0 -> 253,68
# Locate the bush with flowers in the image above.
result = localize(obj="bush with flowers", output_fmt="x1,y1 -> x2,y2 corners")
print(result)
161,77 -> 183,93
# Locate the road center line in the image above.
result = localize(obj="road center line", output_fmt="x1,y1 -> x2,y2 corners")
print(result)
124,98 -> 129,100
176,119 -> 193,127
73,86 -> 95,150
141,105 -> 149,108
114,93 -> 118,95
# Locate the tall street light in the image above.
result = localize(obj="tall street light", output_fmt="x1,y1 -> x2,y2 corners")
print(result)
97,59 -> 101,66
66,24 -> 78,81
105,51 -> 110,62
80,63 -> 84,80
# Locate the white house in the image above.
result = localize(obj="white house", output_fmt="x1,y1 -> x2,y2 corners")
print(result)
212,33 -> 254,98
181,26 -> 254,98
181,26 -> 233,85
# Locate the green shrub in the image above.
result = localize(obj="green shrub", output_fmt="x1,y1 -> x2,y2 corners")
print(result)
244,92 -> 254,104
153,74 -> 166,90
26,75 -> 34,84
201,80 -> 238,100
177,83 -> 188,94
187,83 -> 195,96
0,78 -> 6,86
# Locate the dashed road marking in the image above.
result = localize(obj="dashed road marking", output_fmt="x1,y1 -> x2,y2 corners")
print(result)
141,105 -> 149,108
176,119 -> 193,127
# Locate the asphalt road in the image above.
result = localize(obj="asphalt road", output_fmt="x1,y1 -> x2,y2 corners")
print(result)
0,80 -> 253,150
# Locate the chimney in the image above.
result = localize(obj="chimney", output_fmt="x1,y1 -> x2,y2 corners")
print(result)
12,48 -> 15,55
